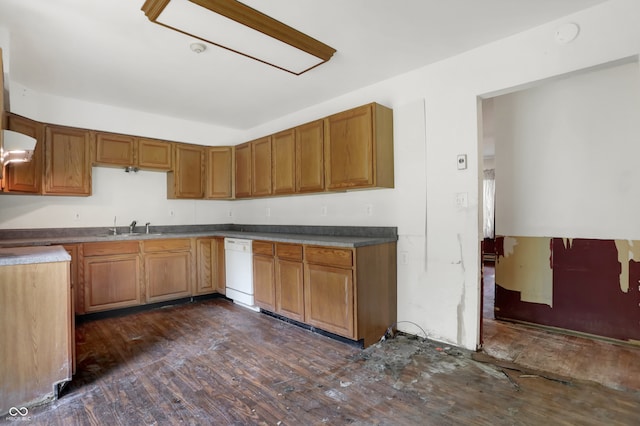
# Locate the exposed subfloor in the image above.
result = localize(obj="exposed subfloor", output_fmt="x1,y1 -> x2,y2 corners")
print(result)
12,298 -> 640,425
482,263 -> 640,392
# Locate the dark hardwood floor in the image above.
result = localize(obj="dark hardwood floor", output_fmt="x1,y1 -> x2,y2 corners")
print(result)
10,296 -> 640,425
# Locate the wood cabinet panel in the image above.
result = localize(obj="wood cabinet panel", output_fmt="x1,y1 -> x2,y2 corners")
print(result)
214,237 -> 226,294
83,240 -> 139,257
206,146 -> 233,199
4,114 -> 44,193
304,246 -> 353,268
234,142 -> 251,198
252,136 -> 272,197
272,129 -> 295,195
253,252 -> 275,311
276,242 -> 303,261
296,119 -> 324,193
84,254 -> 141,312
145,251 -> 191,303
94,132 -> 135,166
137,138 -> 172,170
143,238 -> 190,253
325,103 -> 393,190
62,244 -> 79,374
304,263 -> 355,338
168,143 -> 204,199
253,240 -> 274,256
44,125 -> 92,195
195,237 -> 224,295
0,259 -> 72,413
276,259 -> 304,322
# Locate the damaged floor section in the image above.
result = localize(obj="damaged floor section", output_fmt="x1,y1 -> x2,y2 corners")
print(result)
15,299 -> 640,425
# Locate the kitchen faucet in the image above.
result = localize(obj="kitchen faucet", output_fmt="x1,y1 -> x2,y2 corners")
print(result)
145,222 -> 151,234
129,220 -> 137,234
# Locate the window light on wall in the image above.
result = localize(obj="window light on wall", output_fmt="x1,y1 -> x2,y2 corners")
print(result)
141,0 -> 336,75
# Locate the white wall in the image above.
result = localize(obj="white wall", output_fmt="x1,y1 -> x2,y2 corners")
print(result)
494,61 -> 640,240
1,0 -> 639,350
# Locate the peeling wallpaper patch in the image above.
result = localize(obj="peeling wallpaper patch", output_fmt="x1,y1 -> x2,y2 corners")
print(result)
494,237 -> 640,343
614,240 -> 640,293
495,236 -> 553,307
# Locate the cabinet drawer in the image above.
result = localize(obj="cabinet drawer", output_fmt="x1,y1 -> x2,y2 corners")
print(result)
304,246 -> 353,268
143,239 -> 191,252
276,243 -> 302,261
253,241 -> 274,256
83,241 -> 139,256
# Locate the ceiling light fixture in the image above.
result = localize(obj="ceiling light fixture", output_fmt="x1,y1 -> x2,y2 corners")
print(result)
141,0 -> 336,75
1,130 -> 36,166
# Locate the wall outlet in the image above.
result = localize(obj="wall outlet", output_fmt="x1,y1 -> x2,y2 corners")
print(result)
321,205 -> 327,216
365,204 -> 373,216
266,207 -> 271,217
228,209 -> 233,217
73,212 -> 80,221
400,251 -> 409,265
169,210 -> 175,217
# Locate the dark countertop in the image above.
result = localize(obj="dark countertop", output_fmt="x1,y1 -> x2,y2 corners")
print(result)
0,245 -> 71,266
0,225 -> 398,249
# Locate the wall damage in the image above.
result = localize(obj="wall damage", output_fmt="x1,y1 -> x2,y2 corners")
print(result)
494,236 -> 640,343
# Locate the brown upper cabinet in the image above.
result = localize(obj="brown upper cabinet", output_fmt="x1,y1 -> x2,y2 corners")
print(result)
295,119 -> 324,193
137,138 -> 172,170
167,143 -> 205,199
94,132 -> 134,166
93,132 -> 172,171
3,114 -> 44,194
44,124 -> 92,196
234,142 -> 251,198
206,146 -> 233,199
272,129 -> 296,195
234,137 -> 272,198
251,136 -> 272,197
324,103 -> 394,190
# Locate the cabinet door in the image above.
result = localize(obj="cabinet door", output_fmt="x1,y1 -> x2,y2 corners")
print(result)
84,254 -> 141,312
234,142 -> 251,198
137,138 -> 172,170
4,114 -> 44,193
44,125 -> 92,195
94,132 -> 134,166
304,263 -> 355,338
168,143 -> 204,199
145,251 -> 191,303
325,104 -> 374,190
253,254 -> 275,311
206,146 -> 233,199
272,129 -> 295,195
296,119 -> 324,193
196,238 -> 217,295
276,259 -> 304,321
251,136 -> 272,197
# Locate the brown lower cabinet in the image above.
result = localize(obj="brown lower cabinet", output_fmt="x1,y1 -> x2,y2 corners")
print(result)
254,241 -> 396,347
78,237 -> 220,315
83,241 -> 141,313
143,239 -> 193,303
195,237 -> 225,295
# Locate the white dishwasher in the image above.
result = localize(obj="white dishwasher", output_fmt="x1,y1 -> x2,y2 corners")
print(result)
224,238 -> 259,311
